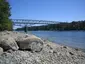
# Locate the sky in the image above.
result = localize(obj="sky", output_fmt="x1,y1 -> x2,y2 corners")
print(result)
8,0 -> 85,22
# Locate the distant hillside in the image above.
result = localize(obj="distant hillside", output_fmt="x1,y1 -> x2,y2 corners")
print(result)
16,20 -> 85,31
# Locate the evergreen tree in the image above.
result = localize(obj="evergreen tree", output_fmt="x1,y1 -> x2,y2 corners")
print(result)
0,0 -> 12,31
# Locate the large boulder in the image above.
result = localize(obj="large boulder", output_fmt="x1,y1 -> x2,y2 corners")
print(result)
0,31 -> 30,41
0,37 -> 19,51
17,36 -> 43,52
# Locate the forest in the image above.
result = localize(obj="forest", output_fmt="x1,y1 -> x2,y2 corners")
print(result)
16,20 -> 85,31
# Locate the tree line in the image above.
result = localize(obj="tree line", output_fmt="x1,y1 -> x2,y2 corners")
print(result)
0,0 -> 12,31
16,20 -> 85,31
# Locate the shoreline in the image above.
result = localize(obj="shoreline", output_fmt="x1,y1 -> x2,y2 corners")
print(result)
17,31 -> 85,52
31,31 -> 85,50
12,31 -> 85,52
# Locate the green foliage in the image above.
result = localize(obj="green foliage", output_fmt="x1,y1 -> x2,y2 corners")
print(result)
0,0 -> 12,31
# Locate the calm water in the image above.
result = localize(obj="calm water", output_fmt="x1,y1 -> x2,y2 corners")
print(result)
30,31 -> 85,49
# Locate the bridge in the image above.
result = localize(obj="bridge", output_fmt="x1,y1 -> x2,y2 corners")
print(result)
11,19 -> 59,24
11,19 -> 60,32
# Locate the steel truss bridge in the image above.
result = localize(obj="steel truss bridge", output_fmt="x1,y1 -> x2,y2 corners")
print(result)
11,19 -> 59,25
11,19 -> 60,32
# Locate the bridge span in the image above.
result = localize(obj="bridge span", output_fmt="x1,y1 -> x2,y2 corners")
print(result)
11,19 -> 60,32
11,19 -> 59,24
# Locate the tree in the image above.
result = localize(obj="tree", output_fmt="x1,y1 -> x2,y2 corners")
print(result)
0,0 -> 12,31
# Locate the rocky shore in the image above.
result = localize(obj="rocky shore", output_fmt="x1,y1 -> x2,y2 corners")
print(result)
0,31 -> 85,64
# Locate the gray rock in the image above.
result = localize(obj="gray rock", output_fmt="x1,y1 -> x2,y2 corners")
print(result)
17,37 -> 43,52
0,37 -> 19,51
0,49 -> 85,64
0,47 -> 3,55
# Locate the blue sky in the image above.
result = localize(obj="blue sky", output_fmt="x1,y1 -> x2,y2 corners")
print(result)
8,0 -> 85,22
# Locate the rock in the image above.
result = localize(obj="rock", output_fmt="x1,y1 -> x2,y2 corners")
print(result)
69,52 -> 74,55
17,36 -> 43,52
0,47 -> 3,55
0,49 -> 85,64
7,49 -> 14,53
0,37 -> 19,51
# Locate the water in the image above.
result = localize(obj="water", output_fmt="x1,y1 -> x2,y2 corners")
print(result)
30,31 -> 85,49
